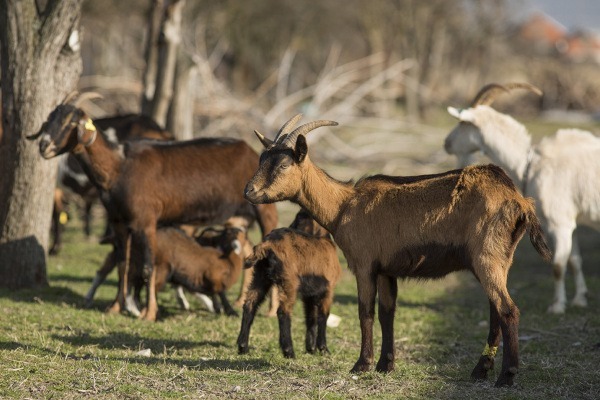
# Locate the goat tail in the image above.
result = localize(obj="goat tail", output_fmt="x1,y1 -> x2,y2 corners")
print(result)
243,243 -> 268,269
524,201 -> 552,262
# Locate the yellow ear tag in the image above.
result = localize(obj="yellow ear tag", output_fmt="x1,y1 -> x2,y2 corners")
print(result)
85,119 -> 96,132
59,211 -> 68,225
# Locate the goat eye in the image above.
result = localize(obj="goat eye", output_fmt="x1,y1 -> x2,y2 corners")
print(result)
279,164 -> 289,170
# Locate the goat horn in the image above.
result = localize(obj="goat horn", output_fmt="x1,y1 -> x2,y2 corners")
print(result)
254,130 -> 274,148
503,82 -> 543,97
62,90 -> 79,105
471,82 -> 543,107
73,92 -> 103,107
283,120 -> 339,147
470,83 -> 510,107
26,129 -> 43,141
274,113 -> 303,143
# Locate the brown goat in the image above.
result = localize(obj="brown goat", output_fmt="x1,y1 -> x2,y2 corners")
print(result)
28,93 -> 278,321
237,209 -> 341,358
52,114 -> 174,255
243,115 -> 552,387
152,226 -> 246,316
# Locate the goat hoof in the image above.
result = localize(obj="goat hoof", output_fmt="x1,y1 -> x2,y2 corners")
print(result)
350,360 -> 372,373
140,308 -> 157,322
571,296 -> 588,308
283,350 -> 295,359
471,356 -> 494,380
225,310 -> 239,317
547,303 -> 566,314
83,298 -> 93,309
105,302 -> 121,314
318,347 -> 330,355
494,368 -> 517,387
238,344 -> 249,355
375,360 -> 394,373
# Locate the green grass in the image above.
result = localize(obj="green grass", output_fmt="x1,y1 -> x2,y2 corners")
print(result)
1,205 -> 599,399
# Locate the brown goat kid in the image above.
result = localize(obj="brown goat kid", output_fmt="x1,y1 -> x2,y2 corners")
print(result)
243,115 -> 552,387
237,209 -> 341,358
28,93 -> 278,321
151,226 -> 246,316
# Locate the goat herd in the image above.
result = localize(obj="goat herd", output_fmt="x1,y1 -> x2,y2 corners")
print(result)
27,83 -> 599,388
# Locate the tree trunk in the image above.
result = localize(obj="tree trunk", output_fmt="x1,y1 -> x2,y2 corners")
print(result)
166,51 -> 196,140
0,0 -> 83,289
141,0 -> 165,116
150,0 -> 182,127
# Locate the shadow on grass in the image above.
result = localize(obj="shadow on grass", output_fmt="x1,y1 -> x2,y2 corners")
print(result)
39,332 -> 272,371
52,330 -> 224,351
0,285 -> 84,304
49,274 -> 117,287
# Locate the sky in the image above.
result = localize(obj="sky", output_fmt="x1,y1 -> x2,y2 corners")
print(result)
525,0 -> 600,31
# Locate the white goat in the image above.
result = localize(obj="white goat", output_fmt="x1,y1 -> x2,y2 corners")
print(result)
445,82 -> 600,313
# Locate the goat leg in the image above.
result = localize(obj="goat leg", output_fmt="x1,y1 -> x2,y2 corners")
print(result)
316,294 -> 332,355
84,250 -> 117,307
218,291 -> 238,317
495,306 -> 520,387
304,297 -> 318,354
351,272 -> 377,373
237,277 -> 272,354
375,275 -> 397,373
471,300 -> 501,380
277,307 -> 295,358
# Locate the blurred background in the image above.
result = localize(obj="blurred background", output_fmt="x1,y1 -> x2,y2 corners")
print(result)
78,0 -> 600,178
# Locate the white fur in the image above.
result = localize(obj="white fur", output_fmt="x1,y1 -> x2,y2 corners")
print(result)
446,106 -> 600,313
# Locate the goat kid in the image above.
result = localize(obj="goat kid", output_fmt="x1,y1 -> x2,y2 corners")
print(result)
244,115 -> 552,387
28,92 -> 278,321
237,209 -> 341,358
445,82 -> 600,314
151,226 -> 247,316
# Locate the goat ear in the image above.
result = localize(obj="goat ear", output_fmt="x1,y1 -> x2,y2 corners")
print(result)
447,106 -> 475,123
295,134 -> 308,163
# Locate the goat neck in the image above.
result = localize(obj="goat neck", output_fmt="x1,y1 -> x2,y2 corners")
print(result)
74,127 -> 123,191
471,107 -> 532,185
295,156 -> 355,233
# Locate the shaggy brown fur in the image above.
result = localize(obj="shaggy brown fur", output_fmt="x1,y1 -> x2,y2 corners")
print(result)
152,227 -> 246,316
237,210 -> 341,357
29,95 -> 278,321
244,116 -> 552,387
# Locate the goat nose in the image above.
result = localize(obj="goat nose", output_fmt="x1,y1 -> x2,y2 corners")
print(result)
443,138 -> 452,153
244,183 -> 255,197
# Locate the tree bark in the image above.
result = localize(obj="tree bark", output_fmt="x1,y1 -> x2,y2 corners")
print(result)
142,0 -> 185,128
141,0 -> 165,116
0,0 -> 83,289
166,51 -> 196,140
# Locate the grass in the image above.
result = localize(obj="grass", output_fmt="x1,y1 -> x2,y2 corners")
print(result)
2,116 -> 600,399
1,206 -> 599,399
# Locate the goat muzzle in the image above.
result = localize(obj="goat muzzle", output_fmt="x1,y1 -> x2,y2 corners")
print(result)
244,183 -> 265,204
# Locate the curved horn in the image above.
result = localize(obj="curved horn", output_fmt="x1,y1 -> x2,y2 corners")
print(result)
283,120 -> 339,147
470,83 -> 509,107
62,90 -> 79,105
254,129 -> 274,148
73,92 -> 103,107
470,82 -> 543,107
274,113 -> 303,143
503,82 -> 543,97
